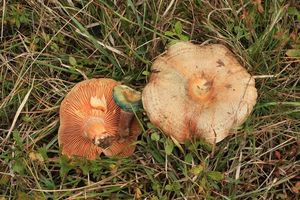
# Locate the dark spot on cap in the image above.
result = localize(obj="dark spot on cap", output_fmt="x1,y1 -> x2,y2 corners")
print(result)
151,69 -> 161,73
204,80 -> 213,87
216,59 -> 225,67
225,84 -> 232,89
225,51 -> 233,57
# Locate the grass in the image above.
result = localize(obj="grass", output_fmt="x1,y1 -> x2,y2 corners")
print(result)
0,0 -> 299,199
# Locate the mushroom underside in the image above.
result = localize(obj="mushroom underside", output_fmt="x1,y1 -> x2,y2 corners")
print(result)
58,78 -> 141,159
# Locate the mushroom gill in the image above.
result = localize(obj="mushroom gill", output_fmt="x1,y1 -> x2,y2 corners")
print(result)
58,78 -> 140,160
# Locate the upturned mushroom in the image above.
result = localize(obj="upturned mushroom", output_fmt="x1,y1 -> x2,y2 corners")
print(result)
142,42 -> 257,144
58,78 -> 140,160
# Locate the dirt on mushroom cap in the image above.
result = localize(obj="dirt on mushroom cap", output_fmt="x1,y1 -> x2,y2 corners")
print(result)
142,42 -> 258,144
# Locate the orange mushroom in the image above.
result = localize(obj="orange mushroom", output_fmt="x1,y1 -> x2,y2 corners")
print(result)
58,78 -> 140,160
142,42 -> 257,144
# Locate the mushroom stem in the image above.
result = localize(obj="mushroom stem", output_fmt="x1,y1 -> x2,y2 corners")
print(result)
83,118 -> 106,140
118,110 -> 134,138
113,84 -> 142,138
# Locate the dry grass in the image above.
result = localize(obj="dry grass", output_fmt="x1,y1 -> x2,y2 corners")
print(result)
0,0 -> 299,199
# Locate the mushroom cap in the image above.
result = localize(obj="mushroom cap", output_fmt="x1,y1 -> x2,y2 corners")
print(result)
142,42 -> 257,144
58,78 -> 140,159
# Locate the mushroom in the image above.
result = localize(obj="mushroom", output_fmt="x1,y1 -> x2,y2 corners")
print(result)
58,78 -> 140,160
142,42 -> 257,144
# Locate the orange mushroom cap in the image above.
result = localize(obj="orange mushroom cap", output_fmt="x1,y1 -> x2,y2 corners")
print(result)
142,42 -> 257,144
58,78 -> 140,159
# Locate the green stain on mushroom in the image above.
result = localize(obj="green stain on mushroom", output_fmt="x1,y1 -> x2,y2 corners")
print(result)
113,85 -> 142,112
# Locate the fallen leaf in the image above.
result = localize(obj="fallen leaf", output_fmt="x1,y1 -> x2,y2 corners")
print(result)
292,181 -> 300,194
134,187 -> 142,199
274,150 -> 281,160
29,151 -> 44,162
